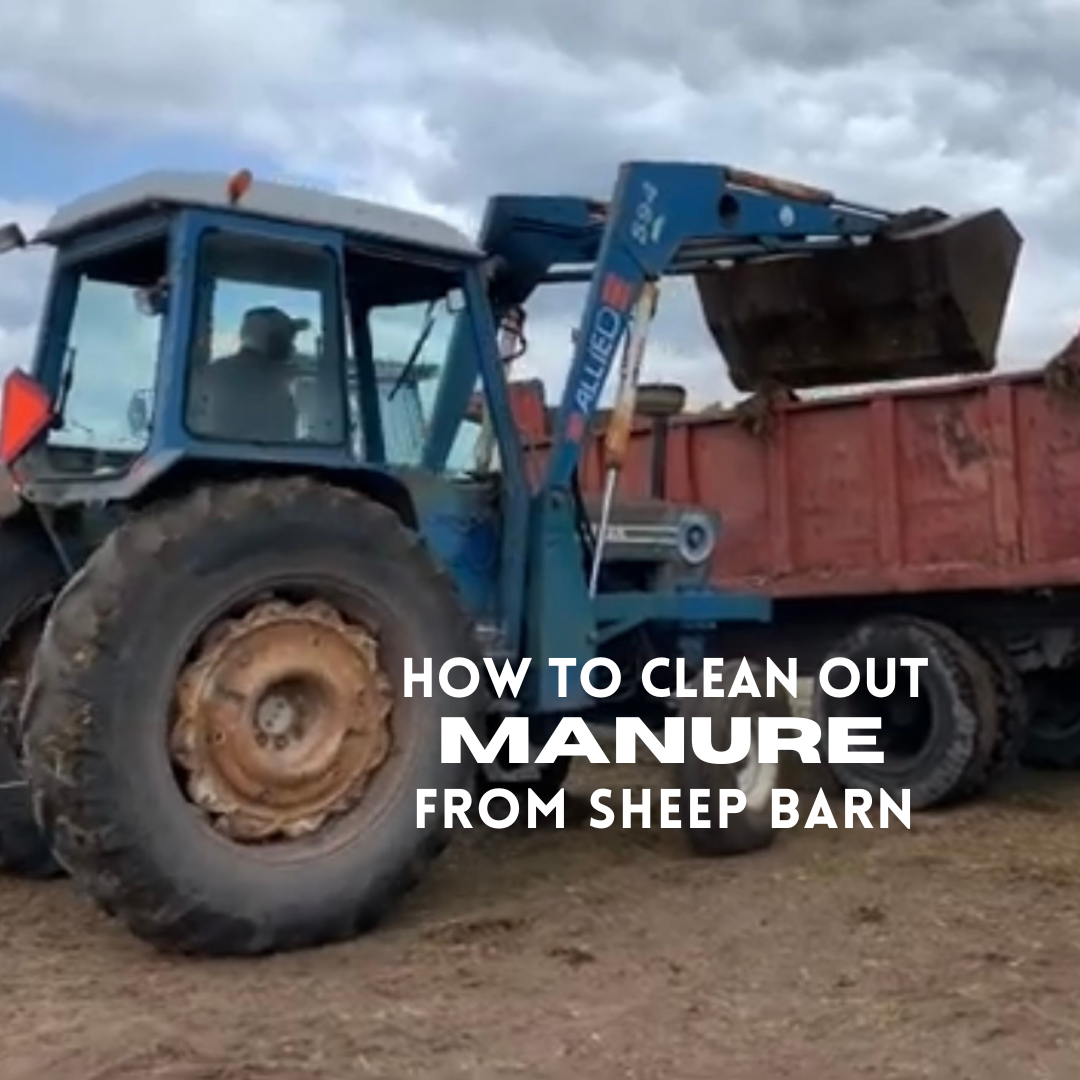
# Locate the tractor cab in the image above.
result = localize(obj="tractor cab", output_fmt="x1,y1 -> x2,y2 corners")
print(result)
0,170 -> 502,505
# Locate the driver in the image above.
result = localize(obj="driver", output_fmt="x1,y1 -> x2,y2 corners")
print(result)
193,306 -> 309,443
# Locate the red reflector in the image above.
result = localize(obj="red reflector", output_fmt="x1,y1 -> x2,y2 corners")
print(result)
0,369 -> 52,466
227,168 -> 253,204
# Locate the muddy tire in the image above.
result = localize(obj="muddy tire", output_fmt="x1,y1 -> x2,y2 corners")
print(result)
1019,668 -> 1080,769
676,660 -> 790,856
0,740 -> 61,878
22,477 -> 485,955
815,616 -> 998,810
0,524 -> 65,879
963,635 -> 1029,786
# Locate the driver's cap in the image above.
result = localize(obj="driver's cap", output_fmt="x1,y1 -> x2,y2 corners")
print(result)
240,306 -> 311,356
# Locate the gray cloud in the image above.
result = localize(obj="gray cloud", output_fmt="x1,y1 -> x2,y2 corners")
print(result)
0,201 -> 53,373
1,0 -> 1079,402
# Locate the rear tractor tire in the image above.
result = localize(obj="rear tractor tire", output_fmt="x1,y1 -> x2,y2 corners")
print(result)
0,525 -> 66,879
676,660 -> 792,857
815,616 -> 999,811
22,477 -> 486,956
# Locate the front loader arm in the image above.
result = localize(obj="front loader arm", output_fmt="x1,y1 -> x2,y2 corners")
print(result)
423,160 -> 910,476
534,160 -> 899,491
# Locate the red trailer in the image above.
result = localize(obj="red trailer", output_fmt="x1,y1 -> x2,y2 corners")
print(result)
508,343 -> 1080,806
576,370 -> 1080,600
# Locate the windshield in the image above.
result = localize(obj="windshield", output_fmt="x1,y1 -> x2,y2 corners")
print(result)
365,293 -> 487,474
45,233 -> 166,471
185,230 -> 347,447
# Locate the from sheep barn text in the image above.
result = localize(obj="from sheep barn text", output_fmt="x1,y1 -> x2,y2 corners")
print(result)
416,787 -> 911,830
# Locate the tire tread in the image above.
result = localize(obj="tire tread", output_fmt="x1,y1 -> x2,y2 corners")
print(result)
24,476 -> 483,954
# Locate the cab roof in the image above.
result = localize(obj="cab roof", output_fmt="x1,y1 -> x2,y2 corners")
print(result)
34,170 -> 483,258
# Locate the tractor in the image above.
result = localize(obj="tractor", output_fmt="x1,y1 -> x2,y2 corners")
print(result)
0,163 -> 1019,954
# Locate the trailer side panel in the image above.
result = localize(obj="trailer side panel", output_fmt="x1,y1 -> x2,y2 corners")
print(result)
519,371 -> 1080,598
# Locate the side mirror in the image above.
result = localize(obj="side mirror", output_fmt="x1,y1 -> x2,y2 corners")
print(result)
446,288 -> 466,314
0,223 -> 27,255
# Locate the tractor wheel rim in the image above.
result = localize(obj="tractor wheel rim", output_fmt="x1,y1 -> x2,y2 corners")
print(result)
170,598 -> 394,842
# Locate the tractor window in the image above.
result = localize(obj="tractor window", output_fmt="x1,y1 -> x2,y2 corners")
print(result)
367,298 -> 486,474
45,234 -> 166,466
185,231 -> 347,447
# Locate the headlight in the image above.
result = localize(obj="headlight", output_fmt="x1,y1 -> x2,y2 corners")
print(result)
676,511 -> 716,565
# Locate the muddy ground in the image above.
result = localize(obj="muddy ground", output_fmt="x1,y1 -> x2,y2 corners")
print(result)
4,744 -> 1080,1080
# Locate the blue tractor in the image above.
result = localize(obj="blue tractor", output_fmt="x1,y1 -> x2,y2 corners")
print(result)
0,163 -> 1019,954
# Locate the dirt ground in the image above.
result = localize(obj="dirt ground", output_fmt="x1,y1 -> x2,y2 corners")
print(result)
4,747 -> 1080,1080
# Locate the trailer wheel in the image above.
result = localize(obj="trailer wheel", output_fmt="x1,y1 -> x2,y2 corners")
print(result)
0,525 -> 65,879
815,617 -> 998,810
963,635 -> 1029,786
1018,668 -> 1080,769
676,660 -> 790,856
23,477 -> 485,955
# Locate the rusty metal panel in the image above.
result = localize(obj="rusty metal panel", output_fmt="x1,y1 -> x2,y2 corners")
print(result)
505,380 -> 549,444
784,402 -> 879,575
1013,385 -> 1080,565
686,421 -> 773,582
893,389 -> 996,568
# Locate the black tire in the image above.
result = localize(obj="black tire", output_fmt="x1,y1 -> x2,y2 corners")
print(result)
1019,668 -> 1080,769
814,616 -> 998,810
0,523 -> 65,879
676,660 -> 790,856
964,635 -> 1029,785
0,740 -> 62,878
22,477 -> 486,955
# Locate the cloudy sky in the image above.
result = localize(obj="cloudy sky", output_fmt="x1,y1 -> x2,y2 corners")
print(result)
1,0 -> 1079,415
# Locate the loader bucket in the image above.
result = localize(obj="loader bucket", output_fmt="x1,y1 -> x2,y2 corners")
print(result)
695,208 -> 1022,391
